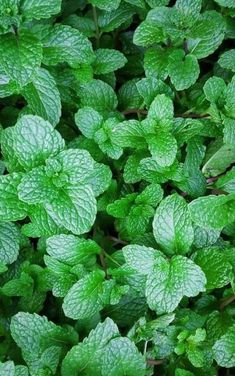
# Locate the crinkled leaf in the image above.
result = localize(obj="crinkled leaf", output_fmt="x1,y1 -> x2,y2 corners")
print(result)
146,255 -> 206,314
153,193 -> 194,256
22,68 -> 61,126
0,30 -> 42,86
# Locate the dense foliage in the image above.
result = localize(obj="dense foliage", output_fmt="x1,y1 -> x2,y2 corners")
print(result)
0,0 -> 235,375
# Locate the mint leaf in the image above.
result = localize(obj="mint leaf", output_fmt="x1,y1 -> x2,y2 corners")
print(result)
219,49 -> 235,72
93,49 -> 127,74
0,173 -> 28,221
78,79 -> 118,114
42,24 -> 94,66
0,30 -> 42,86
75,107 -> 103,139
194,248 -> 233,289
213,324 -> 235,367
90,0 -> 121,11
189,195 -> 235,229
46,234 -> 100,266
22,68 -> 61,126
12,115 -> 65,170
153,194 -> 194,256
146,255 -> 206,314
0,222 -> 20,265
168,50 -> 200,90
45,186 -> 97,235
21,0 -> 62,20
62,317 -> 145,376
62,270 -> 105,319
101,337 -> 146,376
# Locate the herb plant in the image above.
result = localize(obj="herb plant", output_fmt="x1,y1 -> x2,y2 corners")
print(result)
0,0 -> 235,375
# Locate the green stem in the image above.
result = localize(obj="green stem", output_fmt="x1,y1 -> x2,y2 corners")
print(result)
92,5 -> 100,48
103,250 -> 121,267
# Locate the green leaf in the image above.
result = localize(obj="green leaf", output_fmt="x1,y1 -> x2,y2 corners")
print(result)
146,255 -> 206,314
0,66 -> 18,98
136,77 -> 173,108
146,130 -> 177,167
12,115 -> 65,170
93,49 -> 127,74
218,49 -> 235,72
123,244 -> 163,275
17,166 -> 57,204
63,270 -> 105,319
144,47 -> 170,80
168,50 -> 200,90
42,24 -> 94,66
194,248 -> 233,289
62,317 -> 145,376
175,370 -> 194,376
188,11 -> 225,59
75,107 -> 103,139
46,234 -> 100,266
153,193 -> 194,256
0,30 -> 42,86
21,0 -> 62,20
203,76 -> 226,103
107,193 -> 137,218
0,361 -> 15,376
22,68 -> 61,126
148,94 -> 174,126
10,312 -> 67,355
216,166 -> 235,193
0,173 -> 28,221
98,4 -> 135,33
175,0 -> 201,19
189,194 -> 235,229
133,20 -> 164,47
45,186 -> 97,235
23,205 -> 66,237
0,221 -> 20,265
223,118 -> 235,146
202,144 -> 235,177
101,337 -> 146,376
214,0 -> 235,8
135,183 -> 163,206
90,0 -> 121,11
78,79 -> 118,114
112,120 -> 146,149
213,324 -> 235,367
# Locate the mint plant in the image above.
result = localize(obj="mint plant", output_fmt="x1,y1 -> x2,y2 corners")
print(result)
0,0 -> 235,375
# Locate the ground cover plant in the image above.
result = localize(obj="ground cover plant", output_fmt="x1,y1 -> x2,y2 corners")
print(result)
0,0 -> 235,375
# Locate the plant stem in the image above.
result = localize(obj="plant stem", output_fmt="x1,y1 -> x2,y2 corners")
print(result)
147,359 -> 164,366
108,236 -> 128,245
103,250 -> 121,267
122,108 -> 210,119
92,5 -> 100,48
220,293 -> 235,310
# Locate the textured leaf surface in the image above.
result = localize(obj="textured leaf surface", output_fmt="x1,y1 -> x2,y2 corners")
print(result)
42,24 -> 94,66
0,222 -> 20,265
0,174 -> 28,221
189,195 -> 235,229
23,68 -> 61,126
45,186 -> 97,235
93,49 -> 127,74
153,194 -> 194,256
213,324 -> 235,367
63,270 -> 105,319
146,256 -> 206,314
0,31 -> 42,86
194,248 -> 233,289
21,0 -> 62,20
13,115 -> 65,170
